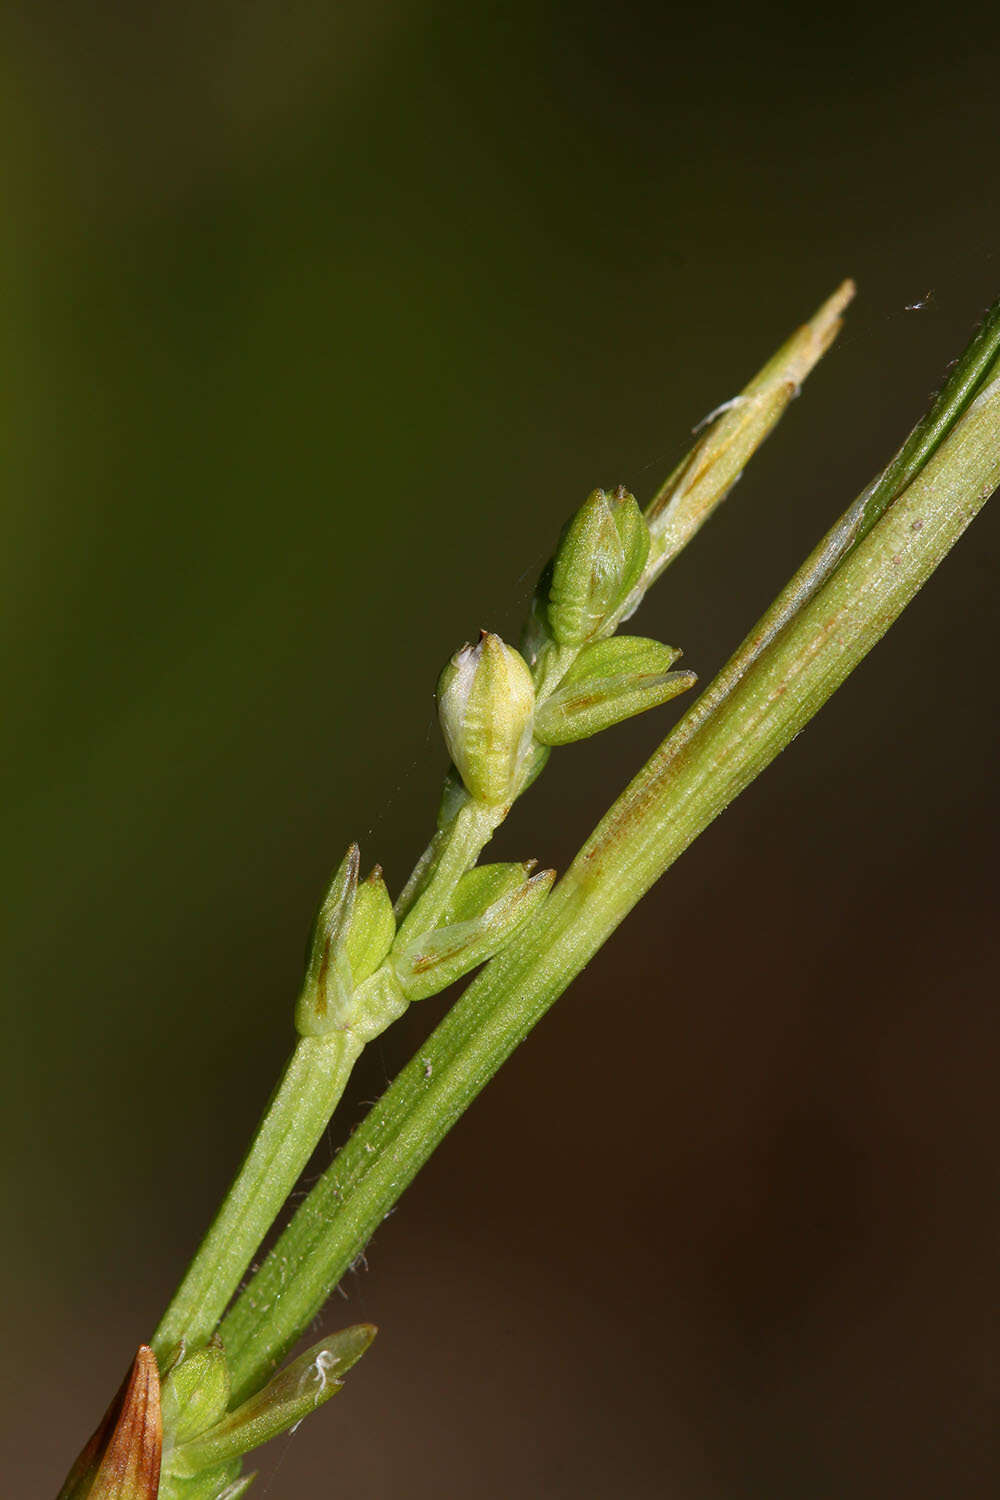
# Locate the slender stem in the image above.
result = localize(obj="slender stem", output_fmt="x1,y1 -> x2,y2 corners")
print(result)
151,803 -> 497,1366
220,368 -> 1000,1401
394,798 -> 500,944
151,1032 -> 362,1364
851,294 -> 1000,547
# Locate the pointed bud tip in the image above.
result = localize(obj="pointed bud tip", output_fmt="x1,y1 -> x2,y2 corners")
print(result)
830,277 -> 856,312
60,1346 -> 162,1500
527,868 -> 557,893
794,279 -> 857,376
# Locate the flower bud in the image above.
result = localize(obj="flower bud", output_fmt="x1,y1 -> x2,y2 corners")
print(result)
546,487 -> 650,646
296,853 -> 399,1036
295,845 -> 359,1037
345,866 -> 396,985
161,1341 -> 230,1447
436,632 -> 535,806
533,636 -> 697,745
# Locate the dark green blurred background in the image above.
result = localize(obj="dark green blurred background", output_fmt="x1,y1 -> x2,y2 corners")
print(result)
4,2 -> 999,1495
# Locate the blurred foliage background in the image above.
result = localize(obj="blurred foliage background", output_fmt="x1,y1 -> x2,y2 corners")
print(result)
3,2 -> 999,1496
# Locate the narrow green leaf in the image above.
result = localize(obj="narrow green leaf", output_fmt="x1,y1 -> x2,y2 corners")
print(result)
168,1327 -> 376,1476
393,869 -> 555,1002
534,654 -> 696,745
534,634 -> 694,744
563,636 -> 683,682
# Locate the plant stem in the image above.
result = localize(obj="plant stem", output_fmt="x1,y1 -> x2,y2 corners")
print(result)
219,364 -> 1000,1401
152,1032 -> 361,1364
663,294 -> 1000,756
394,797 -> 501,942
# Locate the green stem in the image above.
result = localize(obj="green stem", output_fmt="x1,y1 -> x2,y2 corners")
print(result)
220,366 -> 1000,1401
394,797 -> 500,944
152,1031 -> 362,1363
152,802 -> 497,1366
663,294 -> 1000,756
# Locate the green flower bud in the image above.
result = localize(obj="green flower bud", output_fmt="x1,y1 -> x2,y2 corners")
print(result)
436,632 -> 535,806
161,1341 -> 230,1447
345,866 -> 395,985
533,636 -> 697,746
547,487 -> 650,646
296,854 -> 399,1036
167,1326 -> 376,1477
394,867 -> 554,1003
295,845 -> 359,1037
